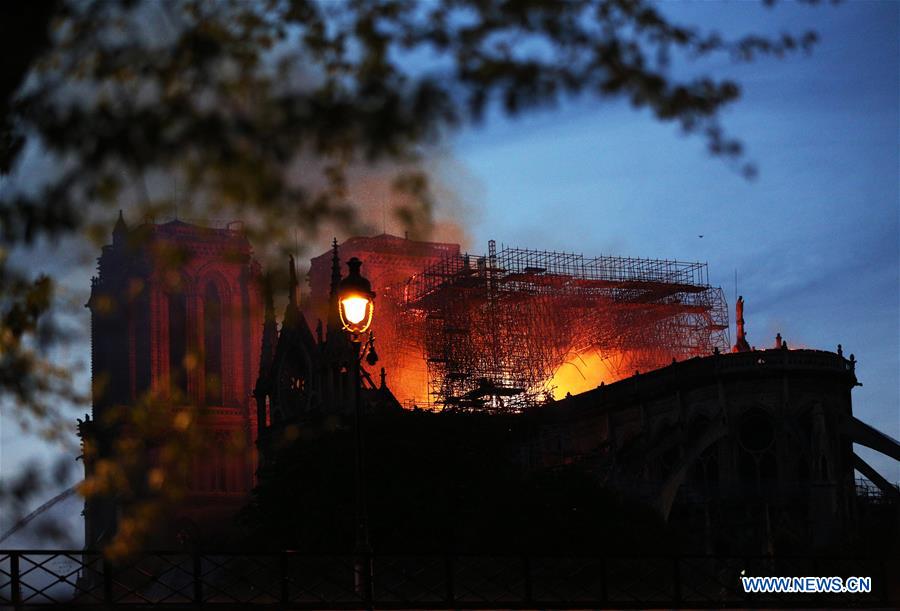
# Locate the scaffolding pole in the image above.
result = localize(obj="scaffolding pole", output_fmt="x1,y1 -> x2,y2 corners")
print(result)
399,243 -> 730,411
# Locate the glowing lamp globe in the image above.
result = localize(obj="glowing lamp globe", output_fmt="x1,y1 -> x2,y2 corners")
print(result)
338,257 -> 375,335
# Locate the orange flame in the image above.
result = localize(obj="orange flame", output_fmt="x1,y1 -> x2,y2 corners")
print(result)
545,350 -> 620,400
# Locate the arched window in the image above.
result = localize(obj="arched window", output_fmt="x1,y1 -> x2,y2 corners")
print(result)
689,415 -> 719,490
204,283 -> 223,406
168,292 -> 188,395
737,408 -> 778,491
653,421 -> 681,481
276,349 -> 311,420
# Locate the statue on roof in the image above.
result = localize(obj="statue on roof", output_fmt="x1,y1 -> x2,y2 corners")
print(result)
732,295 -> 751,353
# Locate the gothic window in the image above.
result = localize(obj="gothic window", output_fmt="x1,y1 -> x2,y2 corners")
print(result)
168,292 -> 188,395
689,415 -> 719,490
660,443 -> 681,480
191,431 -> 243,495
276,351 -> 311,420
737,407 -> 778,491
654,422 -> 681,481
739,409 -> 775,453
203,283 -> 223,406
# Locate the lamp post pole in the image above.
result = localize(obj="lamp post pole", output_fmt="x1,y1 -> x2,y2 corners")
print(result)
351,336 -> 373,605
336,256 -> 376,607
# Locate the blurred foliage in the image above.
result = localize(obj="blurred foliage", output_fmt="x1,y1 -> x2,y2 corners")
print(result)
77,389 -> 225,559
0,258 -> 81,436
2,0 -> 821,241
0,0 -> 820,554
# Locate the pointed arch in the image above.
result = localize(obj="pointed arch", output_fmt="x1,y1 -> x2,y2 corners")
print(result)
203,281 -> 223,406
197,268 -> 234,407
168,290 -> 188,395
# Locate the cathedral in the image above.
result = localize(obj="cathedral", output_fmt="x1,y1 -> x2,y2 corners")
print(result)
252,241 -> 402,467
81,216 -> 263,546
80,217 -> 401,547
80,216 -> 898,554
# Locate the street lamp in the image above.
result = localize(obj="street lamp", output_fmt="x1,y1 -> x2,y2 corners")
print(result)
338,258 -> 375,336
337,257 -> 375,605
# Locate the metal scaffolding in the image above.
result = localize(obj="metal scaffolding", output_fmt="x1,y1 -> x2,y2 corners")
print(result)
399,241 -> 730,411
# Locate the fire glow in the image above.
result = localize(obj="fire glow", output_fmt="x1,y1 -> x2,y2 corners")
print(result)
546,350 -> 620,400
306,235 -> 731,411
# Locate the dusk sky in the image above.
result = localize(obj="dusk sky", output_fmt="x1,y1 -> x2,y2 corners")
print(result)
448,0 -> 899,481
1,0 -> 898,537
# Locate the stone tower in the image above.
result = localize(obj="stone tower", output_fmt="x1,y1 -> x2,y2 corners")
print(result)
83,214 -> 263,547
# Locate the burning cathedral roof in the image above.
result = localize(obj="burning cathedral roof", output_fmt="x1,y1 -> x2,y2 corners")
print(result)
307,236 -> 730,411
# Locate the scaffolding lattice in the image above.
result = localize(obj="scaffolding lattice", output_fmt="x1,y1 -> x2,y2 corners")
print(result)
399,241 -> 730,411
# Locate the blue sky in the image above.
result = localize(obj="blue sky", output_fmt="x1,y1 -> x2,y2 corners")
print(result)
1,0 -> 898,537
445,1 -> 898,479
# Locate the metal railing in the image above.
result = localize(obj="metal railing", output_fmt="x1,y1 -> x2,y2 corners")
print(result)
0,550 -> 894,609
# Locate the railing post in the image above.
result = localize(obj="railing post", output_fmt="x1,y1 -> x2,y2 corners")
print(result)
280,552 -> 289,604
192,552 -> 202,604
10,552 -> 21,611
522,555 -> 533,604
444,555 -> 455,605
